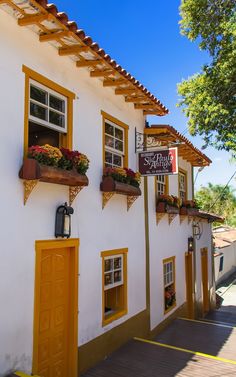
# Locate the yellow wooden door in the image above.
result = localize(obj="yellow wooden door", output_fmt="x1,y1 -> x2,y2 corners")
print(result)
33,240 -> 78,377
185,252 -> 194,319
201,248 -> 209,314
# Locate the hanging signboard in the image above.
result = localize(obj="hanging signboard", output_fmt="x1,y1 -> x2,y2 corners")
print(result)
138,147 -> 178,176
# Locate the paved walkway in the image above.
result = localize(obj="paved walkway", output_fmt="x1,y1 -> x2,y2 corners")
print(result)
82,276 -> 236,377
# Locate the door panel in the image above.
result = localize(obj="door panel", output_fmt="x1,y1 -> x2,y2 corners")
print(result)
201,248 -> 209,314
33,240 -> 78,377
185,252 -> 194,318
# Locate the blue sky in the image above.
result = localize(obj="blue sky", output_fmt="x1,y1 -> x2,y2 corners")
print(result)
55,0 -> 236,191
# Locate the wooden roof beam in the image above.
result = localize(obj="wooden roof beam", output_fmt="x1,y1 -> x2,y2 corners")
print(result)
143,110 -> 163,115
90,69 -> 115,77
39,31 -> 71,42
115,88 -> 139,95
59,45 -> 90,56
125,96 -> 147,103
18,14 -> 49,26
103,79 -> 127,87
134,103 -> 155,109
76,60 -> 102,67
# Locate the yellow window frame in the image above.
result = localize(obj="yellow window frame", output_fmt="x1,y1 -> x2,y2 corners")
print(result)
178,168 -> 188,202
22,65 -> 75,156
155,175 -> 169,197
101,248 -> 128,326
101,110 -> 129,168
163,256 -> 176,314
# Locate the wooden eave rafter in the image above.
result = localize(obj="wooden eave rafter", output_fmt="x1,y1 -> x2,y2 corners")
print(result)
1,0 -> 168,116
144,126 -> 211,166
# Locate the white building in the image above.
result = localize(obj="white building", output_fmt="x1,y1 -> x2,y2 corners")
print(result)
0,1 -> 221,376
213,226 -> 236,285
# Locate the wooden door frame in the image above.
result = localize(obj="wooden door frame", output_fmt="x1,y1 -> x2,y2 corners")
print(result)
201,247 -> 209,314
32,238 -> 79,377
185,252 -> 194,319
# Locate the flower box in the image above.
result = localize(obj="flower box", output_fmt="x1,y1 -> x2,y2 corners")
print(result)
19,158 -> 89,187
180,206 -> 199,216
156,201 -> 179,214
100,176 -> 141,196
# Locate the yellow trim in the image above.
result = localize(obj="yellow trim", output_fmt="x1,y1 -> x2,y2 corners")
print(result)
22,65 -> 75,155
22,65 -> 76,99
185,251 -> 194,318
101,248 -> 128,327
163,256 -> 176,315
178,317 -> 235,329
101,110 -> 129,168
178,167 -> 188,201
201,247 -> 209,313
134,337 -> 236,365
32,238 -> 79,377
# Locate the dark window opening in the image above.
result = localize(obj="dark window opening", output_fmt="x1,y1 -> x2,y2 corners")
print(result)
28,121 -> 59,148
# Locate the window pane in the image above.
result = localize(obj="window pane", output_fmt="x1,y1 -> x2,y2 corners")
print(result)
105,122 -> 114,136
105,151 -> 113,165
105,259 -> 112,272
114,270 -> 122,283
49,110 -> 65,128
30,85 -> 47,104
115,139 -> 123,152
115,128 -> 123,140
105,135 -> 114,148
113,154 -> 122,167
114,257 -> 121,269
30,102 -> 47,121
49,94 -> 65,113
105,273 -> 113,286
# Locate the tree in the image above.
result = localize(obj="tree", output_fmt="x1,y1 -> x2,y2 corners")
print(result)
195,183 -> 236,226
177,0 -> 236,155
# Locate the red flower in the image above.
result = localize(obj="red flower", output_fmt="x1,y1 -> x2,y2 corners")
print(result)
124,168 -> 135,178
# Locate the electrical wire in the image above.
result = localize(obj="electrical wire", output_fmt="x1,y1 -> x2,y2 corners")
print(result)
207,170 -> 236,212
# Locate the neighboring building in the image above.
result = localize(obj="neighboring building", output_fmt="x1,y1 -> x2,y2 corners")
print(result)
0,1 -> 221,376
213,226 -> 236,285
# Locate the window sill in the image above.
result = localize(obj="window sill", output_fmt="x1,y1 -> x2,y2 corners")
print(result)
19,158 -> 89,205
100,176 -> 141,210
102,309 -> 127,327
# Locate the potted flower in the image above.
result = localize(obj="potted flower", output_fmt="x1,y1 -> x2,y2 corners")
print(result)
156,194 -> 180,214
100,167 -> 142,196
180,200 -> 199,216
19,144 -> 89,187
165,285 -> 176,311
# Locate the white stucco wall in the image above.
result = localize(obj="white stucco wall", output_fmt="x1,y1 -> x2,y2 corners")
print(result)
0,11 -> 146,375
214,243 -> 236,285
148,159 -> 194,331
194,222 -> 213,306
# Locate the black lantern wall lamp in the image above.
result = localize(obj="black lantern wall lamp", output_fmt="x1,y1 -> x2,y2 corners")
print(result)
192,221 -> 202,240
188,236 -> 194,253
55,202 -> 74,238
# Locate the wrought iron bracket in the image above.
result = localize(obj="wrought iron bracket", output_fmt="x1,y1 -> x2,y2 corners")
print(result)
156,213 -> 165,225
180,215 -> 186,224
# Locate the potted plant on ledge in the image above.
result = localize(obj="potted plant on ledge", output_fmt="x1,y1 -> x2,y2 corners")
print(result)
180,200 -> 199,216
100,167 -> 141,196
156,194 -> 180,215
19,144 -> 89,204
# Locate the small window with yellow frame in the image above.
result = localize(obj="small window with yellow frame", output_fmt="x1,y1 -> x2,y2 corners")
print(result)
101,111 -> 128,169
101,248 -> 128,326
22,65 -> 75,155
179,169 -> 187,202
163,256 -> 176,313
156,175 -> 169,197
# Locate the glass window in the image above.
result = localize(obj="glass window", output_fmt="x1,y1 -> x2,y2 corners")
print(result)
179,171 -> 187,201
28,80 -> 67,148
156,175 -> 168,197
163,257 -> 176,312
104,120 -> 124,168
101,249 -> 127,326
